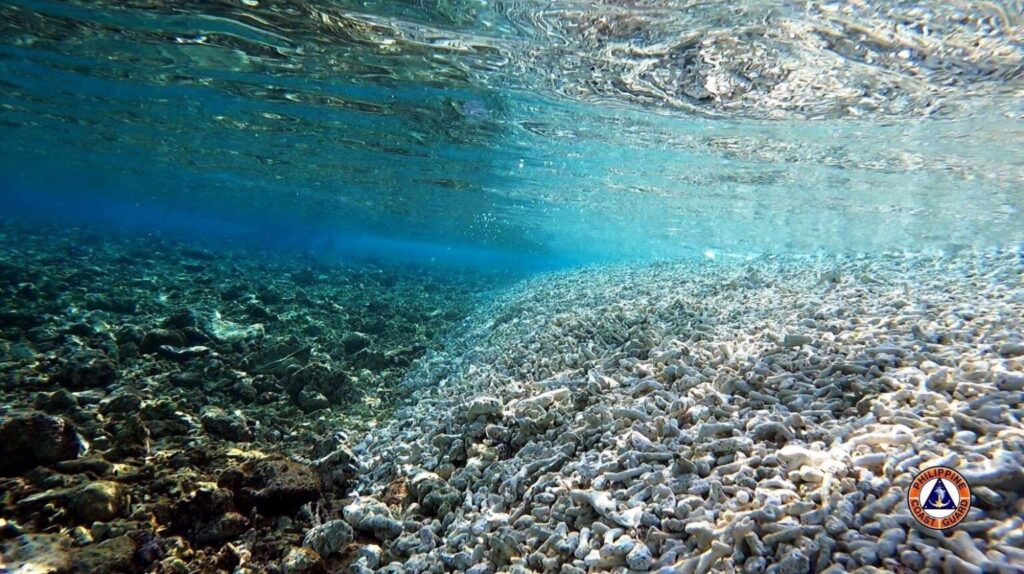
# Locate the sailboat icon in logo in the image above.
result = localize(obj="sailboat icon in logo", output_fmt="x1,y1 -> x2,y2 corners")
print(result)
923,479 -> 957,510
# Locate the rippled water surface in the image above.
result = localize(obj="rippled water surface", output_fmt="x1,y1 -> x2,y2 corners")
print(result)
1,0 -> 1022,265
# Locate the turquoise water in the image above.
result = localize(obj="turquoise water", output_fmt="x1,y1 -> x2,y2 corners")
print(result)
2,0 -> 1021,269
2,4 -> 1024,573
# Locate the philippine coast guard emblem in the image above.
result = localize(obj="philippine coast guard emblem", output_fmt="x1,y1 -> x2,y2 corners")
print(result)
908,466 -> 971,529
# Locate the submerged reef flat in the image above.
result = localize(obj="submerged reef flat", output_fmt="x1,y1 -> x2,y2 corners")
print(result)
354,250 -> 1024,573
0,223 -> 506,573
2,224 -> 1023,574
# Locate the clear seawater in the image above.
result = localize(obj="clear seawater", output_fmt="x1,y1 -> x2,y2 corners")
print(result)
2,3 -> 1024,573
1,0 -> 1021,270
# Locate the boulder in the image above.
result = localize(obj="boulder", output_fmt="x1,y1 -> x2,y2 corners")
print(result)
227,457 -> 321,516
69,481 -> 128,523
0,411 -> 85,476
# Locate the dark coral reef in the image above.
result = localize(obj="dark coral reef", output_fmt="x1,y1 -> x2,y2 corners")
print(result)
0,222 -> 504,573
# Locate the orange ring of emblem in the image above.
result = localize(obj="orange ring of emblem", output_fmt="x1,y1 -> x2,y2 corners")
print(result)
907,466 -> 971,529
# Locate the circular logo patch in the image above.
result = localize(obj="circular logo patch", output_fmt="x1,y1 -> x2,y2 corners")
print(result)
907,466 -> 971,529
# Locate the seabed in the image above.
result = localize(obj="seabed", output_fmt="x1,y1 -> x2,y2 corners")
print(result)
1,222 -> 1022,573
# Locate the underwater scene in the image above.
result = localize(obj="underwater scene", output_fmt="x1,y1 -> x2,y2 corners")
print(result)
1,0 -> 1023,573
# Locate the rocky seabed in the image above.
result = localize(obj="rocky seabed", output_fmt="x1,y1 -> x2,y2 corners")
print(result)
346,251 -> 1024,573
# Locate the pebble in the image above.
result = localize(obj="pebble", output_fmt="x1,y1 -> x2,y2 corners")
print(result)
626,542 -> 654,570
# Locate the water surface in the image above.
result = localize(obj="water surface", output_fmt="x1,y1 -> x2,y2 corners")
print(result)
1,0 -> 1022,265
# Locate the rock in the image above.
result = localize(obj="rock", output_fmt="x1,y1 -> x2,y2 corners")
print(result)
0,533 -> 71,572
351,348 -> 387,370
54,457 -> 114,476
194,512 -> 249,546
250,346 -> 311,377
9,342 -> 38,362
140,329 -> 186,354
409,472 -> 459,519
290,269 -> 320,286
181,326 -> 212,345
343,498 -> 403,540
0,411 -> 85,476
98,391 -> 143,416
68,535 -> 136,574
282,546 -> 325,574
286,362 -> 351,403
200,406 -> 252,442
69,481 -> 128,523
343,499 -> 390,527
466,396 -> 503,419
170,487 -> 242,545
49,354 -> 117,389
357,514 -> 404,541
778,549 -> 810,574
71,526 -> 94,546
132,532 -> 166,570
298,389 -> 330,413
162,309 -> 202,331
355,545 -> 383,569
114,325 -> 144,346
33,388 -> 77,413
143,399 -> 195,439
156,345 -> 213,361
626,542 -> 653,570
782,334 -> 813,348
89,520 -> 123,543
999,342 -> 1024,357
85,293 -> 137,314
168,372 -> 205,389
67,322 -> 96,337
231,457 -> 321,516
0,309 -> 43,330
303,520 -> 353,558
900,550 -> 925,571
204,314 -> 264,344
342,332 -> 372,353
110,415 -> 151,458
245,302 -> 276,321
314,446 -> 359,493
